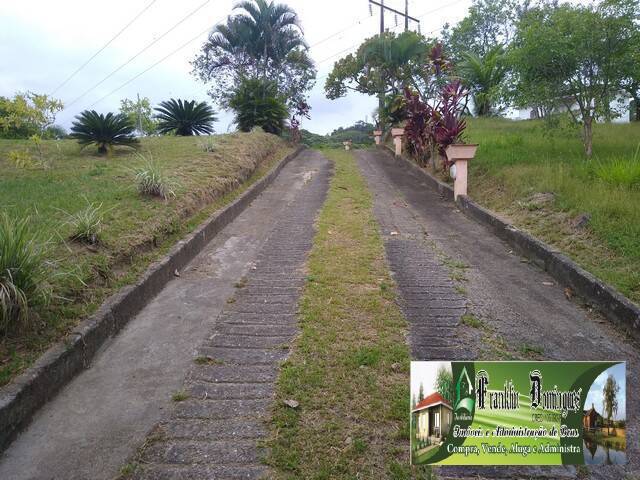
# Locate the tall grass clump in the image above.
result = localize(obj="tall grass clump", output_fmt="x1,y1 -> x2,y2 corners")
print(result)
0,213 -> 52,333
132,153 -> 176,200
592,144 -> 640,188
59,199 -> 107,245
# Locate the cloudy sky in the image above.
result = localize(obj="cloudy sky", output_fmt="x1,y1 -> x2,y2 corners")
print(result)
0,0 -> 472,134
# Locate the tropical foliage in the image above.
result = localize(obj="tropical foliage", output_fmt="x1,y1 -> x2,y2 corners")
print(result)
229,78 -> 288,134
154,99 -> 217,136
458,45 -> 507,116
192,0 -> 315,110
69,110 -> 139,154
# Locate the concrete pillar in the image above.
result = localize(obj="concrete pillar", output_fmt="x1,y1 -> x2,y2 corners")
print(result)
373,130 -> 383,145
445,144 -> 479,200
392,128 -> 404,156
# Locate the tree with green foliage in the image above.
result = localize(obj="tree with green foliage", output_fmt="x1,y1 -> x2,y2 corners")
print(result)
0,92 -> 63,139
154,99 -> 217,136
69,110 -> 139,154
229,78 -> 288,134
435,365 -> 455,405
119,95 -> 157,136
509,0 -> 638,157
325,31 -> 432,127
602,374 -> 620,436
620,15 -> 640,121
458,45 -> 508,116
441,0 -> 524,63
192,0 -> 315,111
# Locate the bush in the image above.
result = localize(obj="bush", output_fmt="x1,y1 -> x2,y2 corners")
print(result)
0,213 -> 52,333
133,154 -> 176,200
229,78 -> 288,135
69,110 -> 139,155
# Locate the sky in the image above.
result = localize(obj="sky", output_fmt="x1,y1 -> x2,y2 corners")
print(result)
411,361 -> 452,404
0,0 -> 472,135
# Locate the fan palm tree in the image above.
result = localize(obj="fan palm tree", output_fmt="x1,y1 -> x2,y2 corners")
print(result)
154,99 -> 217,136
458,45 -> 508,116
69,110 -> 139,154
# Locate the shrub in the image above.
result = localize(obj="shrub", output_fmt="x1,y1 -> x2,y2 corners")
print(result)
229,78 -> 288,135
60,199 -> 106,245
69,110 -> 139,155
133,154 -> 176,200
0,213 -> 52,333
154,99 -> 216,136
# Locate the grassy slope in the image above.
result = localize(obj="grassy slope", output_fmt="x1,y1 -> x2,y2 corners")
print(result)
265,149 -> 432,480
0,132 -> 292,385
463,117 -> 640,303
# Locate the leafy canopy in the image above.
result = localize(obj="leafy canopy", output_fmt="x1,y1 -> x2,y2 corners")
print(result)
154,99 -> 217,136
69,110 -> 139,154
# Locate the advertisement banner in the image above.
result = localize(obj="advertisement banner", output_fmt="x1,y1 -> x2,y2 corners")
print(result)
410,361 -> 626,465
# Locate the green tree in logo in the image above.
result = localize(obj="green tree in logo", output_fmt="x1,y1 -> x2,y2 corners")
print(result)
436,364 -> 454,404
602,374 -> 620,436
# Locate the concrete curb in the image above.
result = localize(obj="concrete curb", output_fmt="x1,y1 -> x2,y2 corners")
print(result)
0,145 -> 306,453
380,145 -> 640,341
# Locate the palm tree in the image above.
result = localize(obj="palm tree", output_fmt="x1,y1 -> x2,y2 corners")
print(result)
154,99 -> 217,136
458,45 -> 507,116
233,0 -> 306,76
69,110 -> 139,154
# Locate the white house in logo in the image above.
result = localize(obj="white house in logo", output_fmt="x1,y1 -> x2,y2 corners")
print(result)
412,392 -> 453,444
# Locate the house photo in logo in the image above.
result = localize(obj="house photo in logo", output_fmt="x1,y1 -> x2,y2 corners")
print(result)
410,362 -> 455,461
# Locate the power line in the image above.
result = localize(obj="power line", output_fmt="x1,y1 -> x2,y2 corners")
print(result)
308,14 -> 374,50
63,0 -> 211,110
50,0 -> 158,95
86,23 -> 217,109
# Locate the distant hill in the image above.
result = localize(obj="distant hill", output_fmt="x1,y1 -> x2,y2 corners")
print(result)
297,121 -> 376,148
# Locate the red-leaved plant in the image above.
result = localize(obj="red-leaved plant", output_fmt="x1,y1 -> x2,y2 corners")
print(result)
404,77 -> 469,167
433,80 -> 468,166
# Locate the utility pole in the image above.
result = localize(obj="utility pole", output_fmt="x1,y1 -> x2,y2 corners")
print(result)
368,0 -> 420,128
405,0 -> 409,31
368,0 -> 419,33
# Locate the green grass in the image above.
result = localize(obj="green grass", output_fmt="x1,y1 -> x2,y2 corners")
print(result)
461,117 -> 640,304
171,390 -> 189,402
0,132 -> 292,385
265,149 -> 431,479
